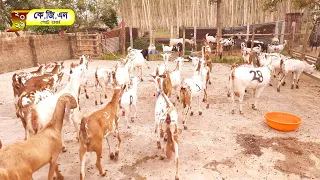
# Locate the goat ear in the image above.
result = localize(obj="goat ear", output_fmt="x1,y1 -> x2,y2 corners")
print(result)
148,79 -> 154,84
159,74 -> 166,78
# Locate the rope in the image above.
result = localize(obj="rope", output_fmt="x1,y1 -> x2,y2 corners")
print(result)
100,42 -> 122,61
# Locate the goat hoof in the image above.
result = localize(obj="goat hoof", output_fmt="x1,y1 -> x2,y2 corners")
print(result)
122,111 -> 125,116
199,111 -> 202,116
269,83 -> 273,86
164,136 -> 168,142
202,99 -> 206,103
95,101 -> 98,105
157,141 -> 161,149
231,110 -> 235,114
114,151 -> 119,161
183,125 -> 188,130
101,171 -> 107,177
62,146 -> 67,153
277,88 -> 280,92
282,82 -> 286,86
177,96 -> 179,100
291,85 -> 294,89
100,101 -> 103,105
109,153 -> 115,160
206,104 -> 210,109
190,112 -> 194,116
273,75 -> 276,78
104,95 -> 107,99
160,155 -> 166,160
296,85 -> 299,89
209,81 -> 211,85
227,93 -> 230,97
131,117 -> 135,123
86,95 -> 89,99
153,93 -> 155,96
141,79 -> 144,82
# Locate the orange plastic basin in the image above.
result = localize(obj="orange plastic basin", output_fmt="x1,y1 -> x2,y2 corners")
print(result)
265,112 -> 302,132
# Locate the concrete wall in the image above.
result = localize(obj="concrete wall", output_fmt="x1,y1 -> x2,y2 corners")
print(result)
0,34 -> 73,74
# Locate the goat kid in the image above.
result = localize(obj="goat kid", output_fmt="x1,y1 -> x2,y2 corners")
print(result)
205,33 -> 216,43
180,57 -> 209,130
267,40 -> 287,53
120,76 -> 140,128
0,94 -> 77,180
277,59 -> 316,92
70,55 -> 90,104
94,67 -> 114,105
79,86 -> 124,180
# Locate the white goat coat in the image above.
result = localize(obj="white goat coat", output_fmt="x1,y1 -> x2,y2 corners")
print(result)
232,66 -> 271,90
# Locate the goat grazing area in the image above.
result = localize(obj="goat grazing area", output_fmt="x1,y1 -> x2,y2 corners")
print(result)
0,59 -> 319,179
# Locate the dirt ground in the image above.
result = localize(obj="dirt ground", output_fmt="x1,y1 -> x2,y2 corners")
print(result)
0,59 -> 320,180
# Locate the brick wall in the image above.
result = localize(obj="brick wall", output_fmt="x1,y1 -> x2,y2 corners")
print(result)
0,34 -> 74,74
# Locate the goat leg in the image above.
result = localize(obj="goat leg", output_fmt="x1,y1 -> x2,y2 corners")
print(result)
95,145 -> 107,176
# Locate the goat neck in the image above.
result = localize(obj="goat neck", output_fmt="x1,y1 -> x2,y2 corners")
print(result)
47,94 -> 77,132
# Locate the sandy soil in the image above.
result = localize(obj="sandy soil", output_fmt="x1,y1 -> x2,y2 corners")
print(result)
0,59 -> 319,180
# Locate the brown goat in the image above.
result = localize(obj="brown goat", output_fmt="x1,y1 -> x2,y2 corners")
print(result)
0,94 -> 77,180
179,87 -> 191,130
162,70 -> 172,98
79,87 -> 124,179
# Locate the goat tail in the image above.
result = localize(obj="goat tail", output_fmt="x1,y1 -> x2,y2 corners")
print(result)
79,116 -> 90,145
229,68 -> 236,97
165,126 -> 175,159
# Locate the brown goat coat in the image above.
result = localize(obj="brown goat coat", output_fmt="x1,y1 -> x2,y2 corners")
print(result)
0,94 -> 77,180
79,88 -> 123,179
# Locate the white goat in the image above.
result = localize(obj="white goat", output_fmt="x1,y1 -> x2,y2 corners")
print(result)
277,59 -> 316,92
114,60 -> 131,88
170,57 -> 188,100
94,67 -> 114,105
25,63 -> 86,152
267,40 -> 287,53
127,50 -> 149,81
205,33 -> 216,43
169,38 -> 193,47
120,76 -> 139,128
180,57 -> 209,129
229,61 -> 273,114
162,44 -> 174,52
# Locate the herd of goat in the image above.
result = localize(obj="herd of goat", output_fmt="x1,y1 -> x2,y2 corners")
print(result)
0,35 -> 317,180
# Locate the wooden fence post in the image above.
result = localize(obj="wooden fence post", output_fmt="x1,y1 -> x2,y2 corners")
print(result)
246,23 -> 250,41
182,26 -> 186,57
274,21 -> 279,40
29,36 -> 39,66
129,26 -> 133,48
194,26 -> 197,52
301,22 -> 311,60
249,24 -> 256,65
280,21 -> 285,44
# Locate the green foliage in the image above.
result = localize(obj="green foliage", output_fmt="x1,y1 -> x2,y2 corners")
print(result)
212,56 -> 243,63
263,0 -> 317,12
100,8 -> 118,29
101,53 -> 125,60
25,26 -> 71,34
127,38 -> 149,50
